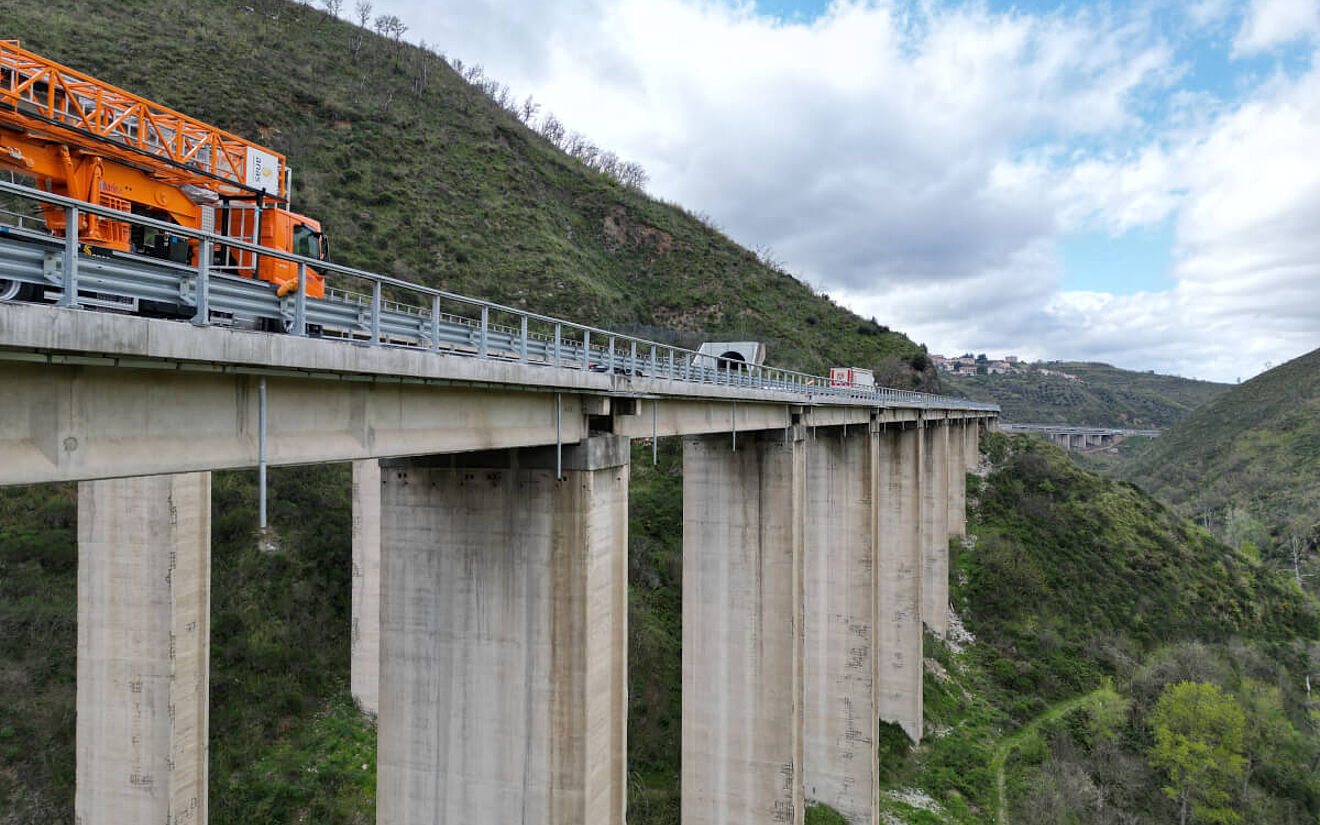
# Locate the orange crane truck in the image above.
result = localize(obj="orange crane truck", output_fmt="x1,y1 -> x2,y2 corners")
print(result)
0,40 -> 326,310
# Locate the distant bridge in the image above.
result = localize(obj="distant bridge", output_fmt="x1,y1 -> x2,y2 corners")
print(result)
999,422 -> 1161,451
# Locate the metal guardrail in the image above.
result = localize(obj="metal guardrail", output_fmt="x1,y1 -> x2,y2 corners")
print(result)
0,179 -> 997,413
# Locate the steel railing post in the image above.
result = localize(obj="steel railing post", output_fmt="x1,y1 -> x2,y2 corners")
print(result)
520,316 -> 529,363
56,205 -> 79,308
191,238 -> 212,325
582,330 -> 590,370
293,262 -> 307,336
370,280 -> 382,345
650,344 -> 656,377
609,336 -> 616,374
430,294 -> 441,352
554,323 -> 562,367
479,305 -> 489,358
630,340 -> 637,374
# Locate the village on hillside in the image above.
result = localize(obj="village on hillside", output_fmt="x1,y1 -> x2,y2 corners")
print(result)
930,353 -> 1081,380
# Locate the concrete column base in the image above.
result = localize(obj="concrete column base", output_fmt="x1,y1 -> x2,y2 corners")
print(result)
76,472 -> 211,825
378,435 -> 629,825
876,427 -> 924,742
682,430 -> 805,825
351,458 -> 381,717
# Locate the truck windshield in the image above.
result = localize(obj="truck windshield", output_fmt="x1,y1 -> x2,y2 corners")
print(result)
292,223 -> 321,259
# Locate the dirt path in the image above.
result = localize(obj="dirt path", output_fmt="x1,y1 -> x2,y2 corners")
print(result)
991,690 -> 1108,825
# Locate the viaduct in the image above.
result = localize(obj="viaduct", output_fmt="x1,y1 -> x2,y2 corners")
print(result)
0,275 -> 995,823
998,422 -> 1161,452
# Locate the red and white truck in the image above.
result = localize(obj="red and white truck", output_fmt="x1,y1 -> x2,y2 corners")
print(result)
830,367 -> 875,388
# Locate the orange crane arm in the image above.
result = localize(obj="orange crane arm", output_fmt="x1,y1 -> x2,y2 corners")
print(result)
0,40 -> 285,199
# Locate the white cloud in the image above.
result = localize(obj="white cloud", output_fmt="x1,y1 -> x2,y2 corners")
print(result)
374,0 -> 1320,382
1234,0 -> 1320,54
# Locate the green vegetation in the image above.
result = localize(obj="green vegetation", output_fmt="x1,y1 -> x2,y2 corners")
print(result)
805,802 -> 851,824
1148,681 -> 1246,825
1124,346 -> 1320,594
861,433 -> 1319,825
942,362 -> 1227,428
0,466 -> 375,824
0,0 -> 936,387
0,484 -> 76,824
627,439 -> 684,824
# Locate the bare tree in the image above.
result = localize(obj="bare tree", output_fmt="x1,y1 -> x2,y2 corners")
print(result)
412,40 -> 432,95
320,0 -> 342,18
463,63 -> 485,85
519,95 -> 540,124
563,131 -> 586,157
576,141 -> 600,168
619,161 -> 649,190
538,112 -> 565,146
597,150 -> 620,177
350,0 -> 372,60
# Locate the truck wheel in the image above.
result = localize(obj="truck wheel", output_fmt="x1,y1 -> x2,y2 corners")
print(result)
0,279 -> 33,302
259,317 -> 320,336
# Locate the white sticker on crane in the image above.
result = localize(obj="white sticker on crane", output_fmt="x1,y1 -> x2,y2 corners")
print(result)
245,146 -> 281,194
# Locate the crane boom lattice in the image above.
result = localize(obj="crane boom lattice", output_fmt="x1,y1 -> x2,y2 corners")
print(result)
0,40 -> 285,198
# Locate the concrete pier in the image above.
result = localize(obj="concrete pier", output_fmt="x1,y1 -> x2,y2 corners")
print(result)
803,428 -> 878,823
76,472 -> 211,825
964,420 -> 980,475
946,421 -> 967,539
351,459 -> 381,716
683,430 -> 805,825
921,420 -> 950,637
875,426 -> 924,742
377,436 -> 629,825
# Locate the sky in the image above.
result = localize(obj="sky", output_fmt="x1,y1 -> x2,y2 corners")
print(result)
358,0 -> 1320,382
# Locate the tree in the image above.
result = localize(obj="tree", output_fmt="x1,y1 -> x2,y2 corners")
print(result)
320,0 -> 342,19
538,112 -> 565,146
350,0 -> 371,61
519,95 -> 540,124
1148,681 -> 1246,825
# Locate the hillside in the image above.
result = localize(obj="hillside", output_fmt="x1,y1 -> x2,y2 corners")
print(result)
874,433 -> 1320,825
0,0 -> 937,388
941,361 -> 1228,428
1124,346 -> 1320,589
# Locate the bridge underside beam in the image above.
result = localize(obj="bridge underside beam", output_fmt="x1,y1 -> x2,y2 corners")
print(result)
377,436 -> 628,825
0,361 -> 588,485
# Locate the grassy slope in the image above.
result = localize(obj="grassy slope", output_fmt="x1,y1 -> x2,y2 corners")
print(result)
942,362 -> 1228,428
0,0 -> 935,387
870,433 -> 1320,825
1123,346 -> 1320,570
